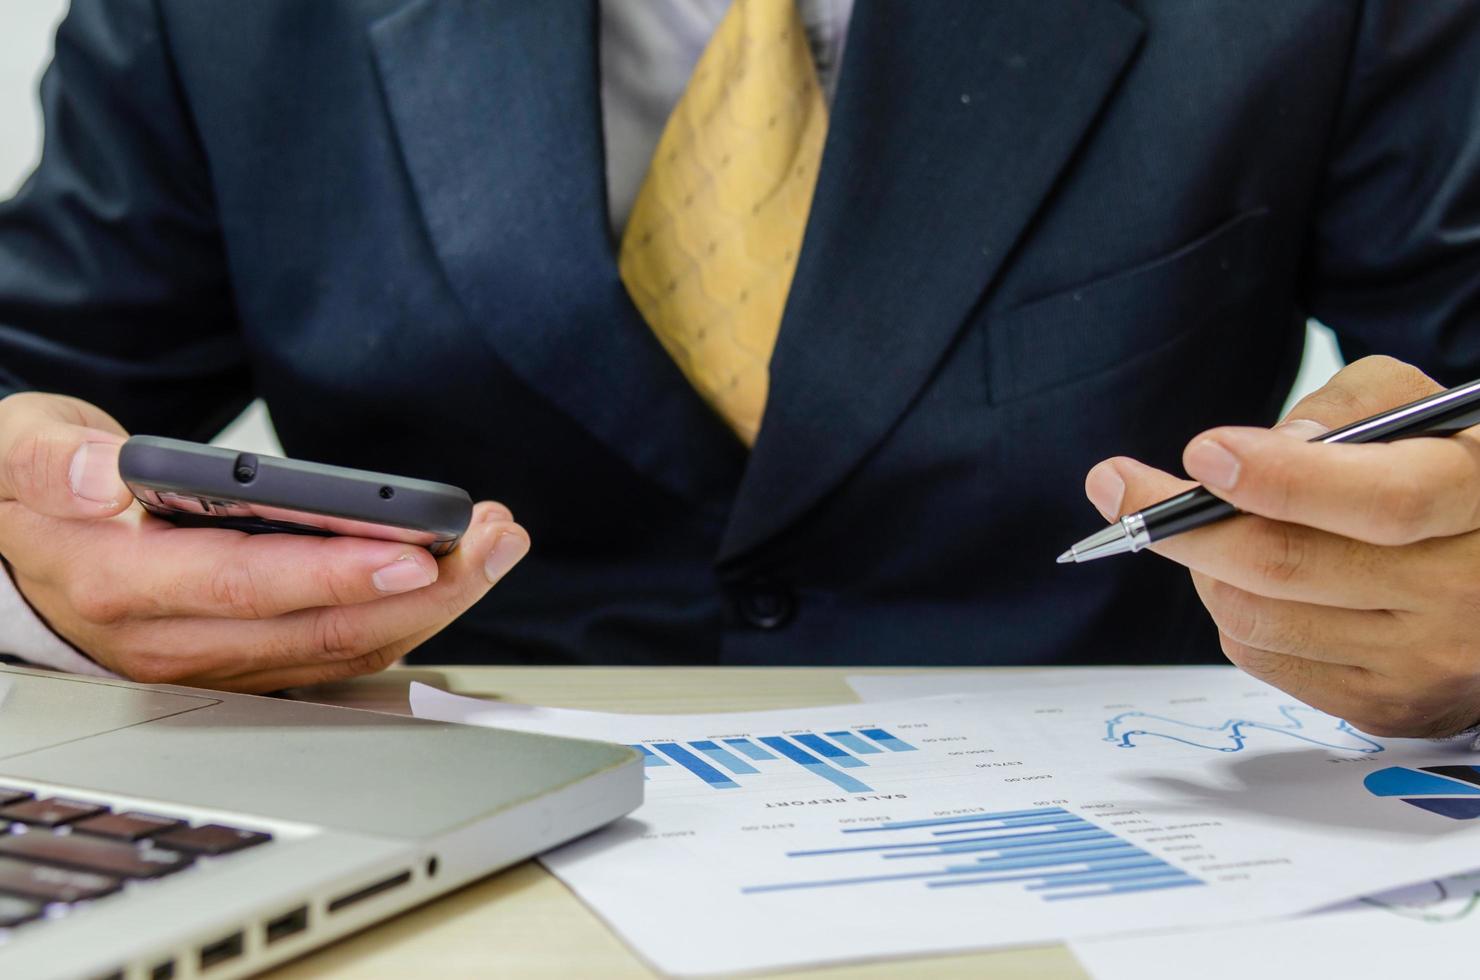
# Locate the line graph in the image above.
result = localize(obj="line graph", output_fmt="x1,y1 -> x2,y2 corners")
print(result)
1104,704 -> 1384,754
1359,875 -> 1480,924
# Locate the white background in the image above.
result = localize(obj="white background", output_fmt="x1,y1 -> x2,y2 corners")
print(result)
0,1 -> 1342,456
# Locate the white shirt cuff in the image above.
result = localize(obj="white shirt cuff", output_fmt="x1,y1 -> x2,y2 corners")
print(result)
0,562 -> 119,678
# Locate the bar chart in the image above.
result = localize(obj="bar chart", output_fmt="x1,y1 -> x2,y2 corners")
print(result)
741,806 -> 1203,902
630,728 -> 919,793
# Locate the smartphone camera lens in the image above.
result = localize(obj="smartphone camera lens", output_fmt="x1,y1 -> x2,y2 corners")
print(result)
233,453 -> 258,485
379,485 -> 395,500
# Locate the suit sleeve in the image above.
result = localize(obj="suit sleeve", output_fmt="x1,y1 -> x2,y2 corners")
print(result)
0,0 -> 250,439
1303,0 -> 1480,384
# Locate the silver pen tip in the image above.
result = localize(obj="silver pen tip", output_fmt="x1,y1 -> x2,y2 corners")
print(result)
1058,521 -> 1136,564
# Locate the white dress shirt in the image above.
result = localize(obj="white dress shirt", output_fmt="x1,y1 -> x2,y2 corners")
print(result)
2,0 -> 855,675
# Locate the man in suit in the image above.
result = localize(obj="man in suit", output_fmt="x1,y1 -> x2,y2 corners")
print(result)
1,1 -> 1478,736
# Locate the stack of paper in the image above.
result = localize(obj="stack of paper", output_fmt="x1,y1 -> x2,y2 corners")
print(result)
411,667 -> 1480,976
847,670 -> 1480,979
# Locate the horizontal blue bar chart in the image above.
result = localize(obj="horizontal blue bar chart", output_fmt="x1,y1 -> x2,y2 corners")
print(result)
745,805 -> 1204,902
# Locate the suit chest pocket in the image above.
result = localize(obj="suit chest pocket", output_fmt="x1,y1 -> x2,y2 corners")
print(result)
986,207 -> 1271,404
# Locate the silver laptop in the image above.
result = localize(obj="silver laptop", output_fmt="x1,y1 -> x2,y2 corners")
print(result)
0,665 -> 642,980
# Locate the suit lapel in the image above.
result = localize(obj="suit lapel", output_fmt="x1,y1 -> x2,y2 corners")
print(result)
720,0 -> 1146,561
369,0 -> 745,513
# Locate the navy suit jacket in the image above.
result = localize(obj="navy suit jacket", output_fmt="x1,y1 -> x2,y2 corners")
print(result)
2,1 -> 1479,667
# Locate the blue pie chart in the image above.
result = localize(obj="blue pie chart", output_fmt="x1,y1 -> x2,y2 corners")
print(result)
1364,766 -> 1480,820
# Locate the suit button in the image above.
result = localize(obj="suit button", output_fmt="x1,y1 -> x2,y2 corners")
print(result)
737,584 -> 796,630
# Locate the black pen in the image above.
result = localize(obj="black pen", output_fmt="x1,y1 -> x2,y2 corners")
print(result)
1057,376 -> 1480,564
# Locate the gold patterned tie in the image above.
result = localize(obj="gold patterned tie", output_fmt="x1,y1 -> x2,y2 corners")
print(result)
618,0 -> 828,446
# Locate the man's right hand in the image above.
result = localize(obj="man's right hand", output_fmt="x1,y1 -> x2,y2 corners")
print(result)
0,392 -> 528,693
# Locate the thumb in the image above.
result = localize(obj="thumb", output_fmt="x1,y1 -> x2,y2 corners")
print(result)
0,393 -> 131,518
1085,455 -> 1198,522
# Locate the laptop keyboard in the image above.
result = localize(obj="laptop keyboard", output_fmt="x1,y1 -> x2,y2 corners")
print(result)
0,786 -> 273,933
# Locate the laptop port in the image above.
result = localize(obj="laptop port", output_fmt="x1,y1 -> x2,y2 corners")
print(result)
198,931 -> 243,971
150,961 -> 176,980
265,905 -> 309,944
327,870 -> 411,913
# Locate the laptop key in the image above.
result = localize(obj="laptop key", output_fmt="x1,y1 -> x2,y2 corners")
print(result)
73,811 -> 185,842
0,797 -> 107,827
0,833 -> 193,879
0,788 -> 33,807
0,856 -> 120,903
0,893 -> 43,928
152,824 -> 271,856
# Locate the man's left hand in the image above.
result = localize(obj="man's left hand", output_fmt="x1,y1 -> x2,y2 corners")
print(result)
1084,355 -> 1480,738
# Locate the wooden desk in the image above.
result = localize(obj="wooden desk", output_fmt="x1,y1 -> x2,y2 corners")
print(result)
268,667 -> 1090,979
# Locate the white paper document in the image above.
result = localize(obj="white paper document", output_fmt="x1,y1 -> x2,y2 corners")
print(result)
1072,870 -> 1480,980
846,666 -> 1228,702
411,673 -> 1480,976
857,668 -> 1480,979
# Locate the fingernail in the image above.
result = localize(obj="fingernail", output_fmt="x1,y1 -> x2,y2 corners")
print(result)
484,529 -> 529,584
371,555 -> 436,595
1185,439 -> 1241,490
68,442 -> 122,504
1273,418 -> 1329,441
1085,463 -> 1125,521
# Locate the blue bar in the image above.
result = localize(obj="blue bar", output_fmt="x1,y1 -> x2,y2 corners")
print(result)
853,828 -> 1084,851
791,827 -> 1105,858
945,856 -> 1162,878
843,809 -> 1069,832
941,834 -> 1112,858
947,834 -> 1128,858
632,745 -> 670,767
724,738 -> 776,761
804,764 -> 873,794
825,731 -> 884,754
1030,868 -> 1190,890
654,743 -> 741,789
858,728 -> 917,752
943,845 -> 1144,874
745,861 -> 1050,894
934,816 -> 1089,834
965,842 -> 1142,865
689,740 -> 760,774
1044,878 -> 1204,901
759,737 -> 873,793
882,838 -> 1120,862
973,840 -> 1138,862
747,852 -> 1162,894
938,848 -> 1147,876
792,734 -> 868,768
897,830 -> 1115,857
928,858 -> 1166,888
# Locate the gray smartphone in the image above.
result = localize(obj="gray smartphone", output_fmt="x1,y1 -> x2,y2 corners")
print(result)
118,436 -> 474,556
